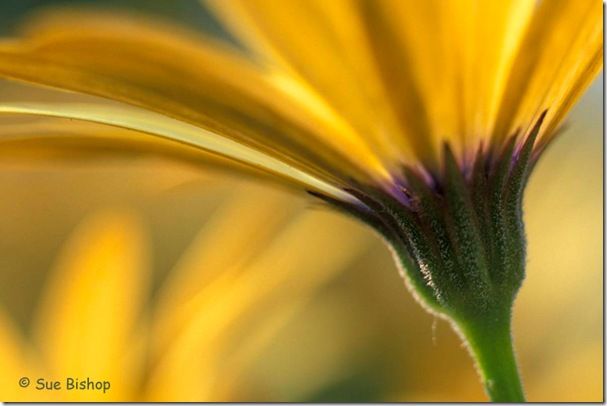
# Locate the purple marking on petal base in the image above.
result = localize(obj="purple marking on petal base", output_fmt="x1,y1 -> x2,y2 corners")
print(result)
385,181 -> 412,207
461,146 -> 476,173
512,142 -> 524,162
375,171 -> 412,207
353,110 -> 551,214
511,136 -> 530,162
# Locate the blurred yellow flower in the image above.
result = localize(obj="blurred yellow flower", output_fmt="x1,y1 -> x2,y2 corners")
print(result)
0,183 -> 370,401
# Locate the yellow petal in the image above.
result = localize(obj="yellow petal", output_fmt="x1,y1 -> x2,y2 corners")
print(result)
207,0 -> 410,168
33,211 -> 148,401
492,0 -> 603,146
0,115 -> 312,191
0,10 -> 388,182
355,0 -> 543,160
210,0 -> 601,161
0,100 -> 352,202
207,0 -> 540,164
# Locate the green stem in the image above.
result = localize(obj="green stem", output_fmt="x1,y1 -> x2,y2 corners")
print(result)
458,311 -> 525,402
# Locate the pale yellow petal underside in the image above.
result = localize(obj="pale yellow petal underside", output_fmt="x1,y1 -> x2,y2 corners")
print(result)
0,101 -> 352,201
0,117 -> 323,192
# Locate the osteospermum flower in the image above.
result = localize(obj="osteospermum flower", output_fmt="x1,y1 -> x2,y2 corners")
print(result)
0,185 -> 369,401
0,0 -> 601,402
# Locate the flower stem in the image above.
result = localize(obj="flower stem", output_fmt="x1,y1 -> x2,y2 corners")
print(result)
458,311 -> 525,402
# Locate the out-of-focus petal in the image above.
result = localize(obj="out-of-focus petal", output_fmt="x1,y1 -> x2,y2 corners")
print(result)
152,183 -> 303,343
146,205 -> 370,401
33,211 -> 148,400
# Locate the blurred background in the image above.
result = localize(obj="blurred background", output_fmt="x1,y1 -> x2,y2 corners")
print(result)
0,1 -> 602,402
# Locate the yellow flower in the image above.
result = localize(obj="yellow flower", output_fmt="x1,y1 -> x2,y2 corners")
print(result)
0,1 -> 601,402
0,182 -> 370,401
